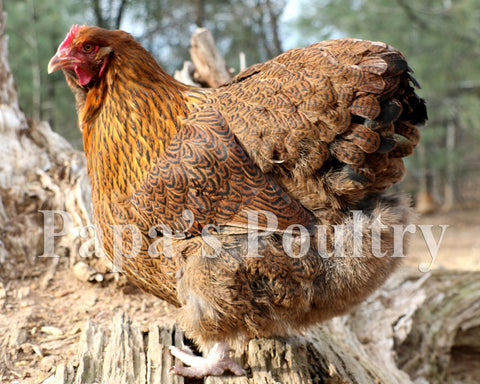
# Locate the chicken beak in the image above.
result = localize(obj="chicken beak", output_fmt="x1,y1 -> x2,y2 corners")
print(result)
48,51 -> 76,74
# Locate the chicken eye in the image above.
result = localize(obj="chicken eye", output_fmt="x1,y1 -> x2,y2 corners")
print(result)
82,43 -> 94,53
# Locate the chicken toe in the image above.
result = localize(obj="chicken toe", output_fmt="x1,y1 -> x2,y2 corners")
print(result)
169,342 -> 246,378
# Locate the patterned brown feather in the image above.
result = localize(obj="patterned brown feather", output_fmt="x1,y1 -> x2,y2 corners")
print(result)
50,27 -> 427,356
211,38 -> 427,212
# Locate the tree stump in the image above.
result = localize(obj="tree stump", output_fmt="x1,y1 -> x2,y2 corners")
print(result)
41,269 -> 480,384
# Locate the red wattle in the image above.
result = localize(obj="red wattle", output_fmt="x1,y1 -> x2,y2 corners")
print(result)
75,65 -> 93,86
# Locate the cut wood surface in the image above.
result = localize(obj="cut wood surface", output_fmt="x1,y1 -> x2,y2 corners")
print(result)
41,269 -> 480,384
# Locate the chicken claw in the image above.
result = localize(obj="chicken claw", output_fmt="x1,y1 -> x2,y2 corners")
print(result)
169,342 -> 246,378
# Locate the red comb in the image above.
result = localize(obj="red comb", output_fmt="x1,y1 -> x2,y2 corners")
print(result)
58,24 -> 83,51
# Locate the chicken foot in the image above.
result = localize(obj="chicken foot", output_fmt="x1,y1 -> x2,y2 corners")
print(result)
169,342 -> 246,378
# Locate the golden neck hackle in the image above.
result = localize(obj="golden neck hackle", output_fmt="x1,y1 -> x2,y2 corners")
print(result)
79,50 -> 199,200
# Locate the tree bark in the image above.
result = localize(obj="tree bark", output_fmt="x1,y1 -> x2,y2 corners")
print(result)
41,269 -> 480,384
0,0 -> 92,282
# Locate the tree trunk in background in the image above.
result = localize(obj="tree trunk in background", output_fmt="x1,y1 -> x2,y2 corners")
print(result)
114,0 -> 129,29
194,0 -> 206,27
90,0 -> 108,28
26,0 -> 41,122
443,119 -> 457,211
415,144 -> 439,214
0,0 -> 91,283
89,0 -> 129,30
265,0 -> 283,56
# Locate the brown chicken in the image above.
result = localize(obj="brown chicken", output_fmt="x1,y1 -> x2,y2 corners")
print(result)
48,25 -> 427,378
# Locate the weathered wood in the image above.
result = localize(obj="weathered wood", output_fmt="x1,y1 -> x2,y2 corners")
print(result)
43,313 -> 185,384
0,0 -> 92,282
41,269 -> 480,384
205,337 -> 312,384
187,28 -> 233,87
394,270 -> 480,384
174,61 -> 202,87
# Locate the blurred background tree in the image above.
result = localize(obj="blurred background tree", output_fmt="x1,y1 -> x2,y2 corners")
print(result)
4,0 -> 480,210
4,0 -> 82,145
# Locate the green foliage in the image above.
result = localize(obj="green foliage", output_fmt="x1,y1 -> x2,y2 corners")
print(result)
295,0 -> 480,96
133,0 -> 286,73
5,0 -> 83,147
5,0 -> 286,148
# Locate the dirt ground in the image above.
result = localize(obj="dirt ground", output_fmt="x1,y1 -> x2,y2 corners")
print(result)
408,208 -> 480,271
0,208 -> 479,384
